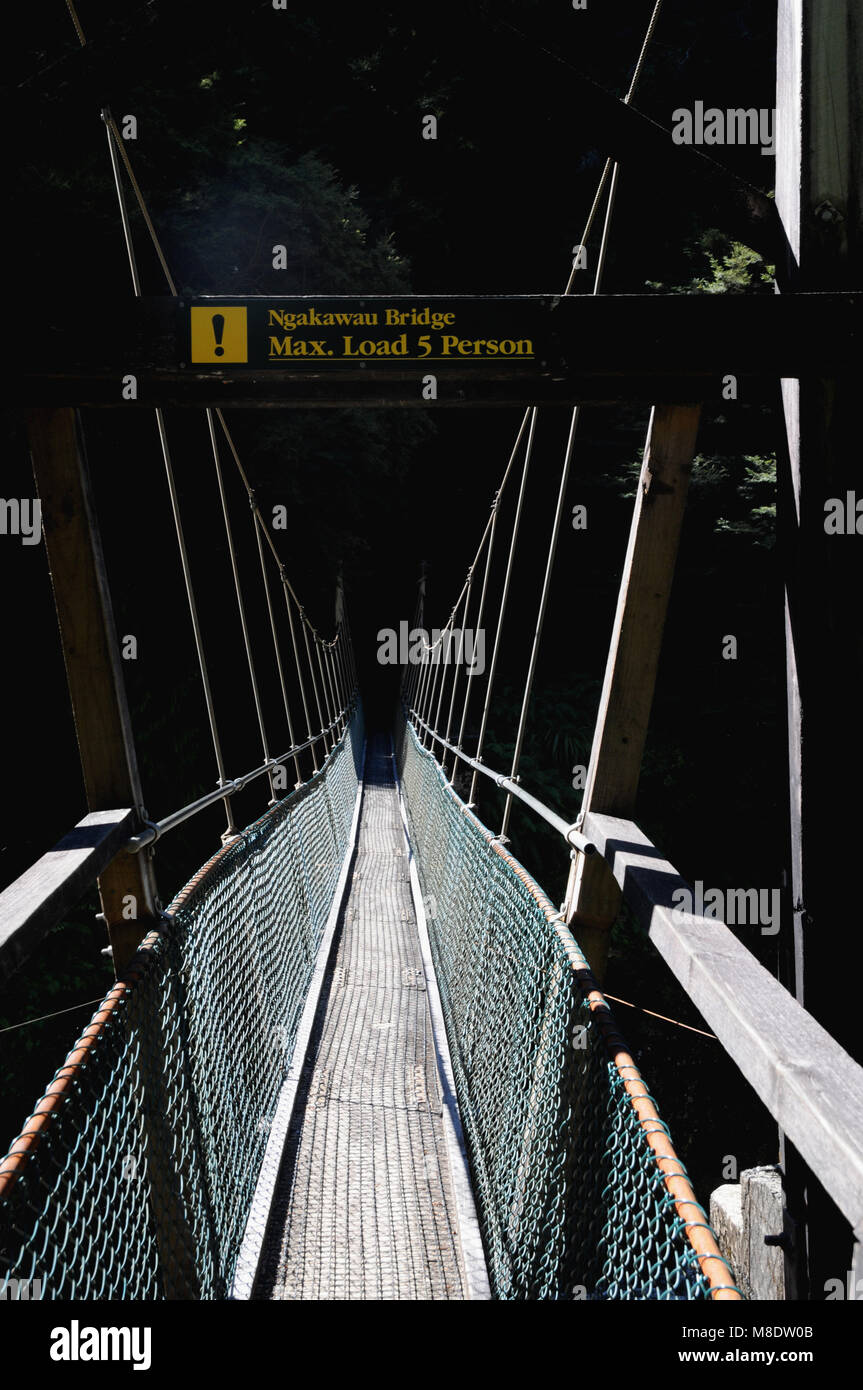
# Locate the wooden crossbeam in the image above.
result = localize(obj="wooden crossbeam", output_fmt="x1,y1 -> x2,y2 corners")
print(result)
14,293 -> 859,408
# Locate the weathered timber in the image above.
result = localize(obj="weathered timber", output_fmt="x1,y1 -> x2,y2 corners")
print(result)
0,810 -> 136,984
710,1167 -> 798,1301
12,294 -> 860,408
775,0 -> 863,1294
564,403 -> 701,978
28,408 -> 160,971
584,809 -> 863,1240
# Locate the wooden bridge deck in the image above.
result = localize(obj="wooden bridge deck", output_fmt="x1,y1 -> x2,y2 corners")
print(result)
252,737 -> 487,1300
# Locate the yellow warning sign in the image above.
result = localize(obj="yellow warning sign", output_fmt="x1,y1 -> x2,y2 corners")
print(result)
190,306 -> 248,363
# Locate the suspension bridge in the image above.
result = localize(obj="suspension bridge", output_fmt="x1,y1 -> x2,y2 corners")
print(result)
2,1 -> 863,1303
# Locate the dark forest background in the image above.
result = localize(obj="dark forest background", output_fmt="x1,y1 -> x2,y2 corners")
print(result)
0,0 -> 806,1219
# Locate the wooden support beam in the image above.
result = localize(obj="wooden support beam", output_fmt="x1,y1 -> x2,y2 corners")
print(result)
14,292 -> 859,409
27,407 -> 160,972
564,403 -> 701,977
584,810 -> 863,1240
775,0 -> 863,1295
0,809 -> 136,985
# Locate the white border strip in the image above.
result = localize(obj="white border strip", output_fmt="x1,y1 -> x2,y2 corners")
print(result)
391,740 -> 492,1301
229,743 -> 366,1300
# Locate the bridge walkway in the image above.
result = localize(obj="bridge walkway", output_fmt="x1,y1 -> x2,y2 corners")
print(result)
252,736 -> 484,1300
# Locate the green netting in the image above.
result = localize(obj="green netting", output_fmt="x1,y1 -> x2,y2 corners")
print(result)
0,708 -> 364,1300
395,712 -> 727,1301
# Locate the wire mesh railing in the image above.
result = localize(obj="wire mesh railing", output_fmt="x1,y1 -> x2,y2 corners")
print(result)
395,711 -> 740,1300
0,706 -> 364,1300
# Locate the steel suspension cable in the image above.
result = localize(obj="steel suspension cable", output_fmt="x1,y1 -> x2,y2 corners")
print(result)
326,642 -> 345,736
207,412 -> 276,802
441,566 -> 474,776
453,497 -> 499,783
65,1 -> 86,48
102,99 -> 353,824
419,611 -> 448,747
563,0 -> 665,294
103,107 -> 236,838
439,597 -> 467,736
300,608 -> 329,757
102,110 -> 345,720
313,629 -> 335,751
337,630 -> 353,711
282,579 -> 319,774
328,640 -> 345,734
415,641 -> 434,734
424,406 -> 531,779
468,406 -> 538,809
421,606 -> 456,749
253,513 -> 302,787
500,0 -> 664,835
215,412 -> 331,766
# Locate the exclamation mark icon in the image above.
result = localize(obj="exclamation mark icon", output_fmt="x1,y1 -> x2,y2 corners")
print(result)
191,305 -> 246,363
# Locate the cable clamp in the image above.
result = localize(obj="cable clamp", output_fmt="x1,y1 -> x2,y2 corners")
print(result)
565,821 -> 595,855
124,817 -> 160,853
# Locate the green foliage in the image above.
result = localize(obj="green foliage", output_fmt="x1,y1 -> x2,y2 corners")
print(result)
648,228 -> 775,295
163,145 -> 410,298
715,454 -> 777,546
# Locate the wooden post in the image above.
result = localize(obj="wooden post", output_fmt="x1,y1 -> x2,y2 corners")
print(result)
775,0 -> 863,1296
27,407 -> 201,1298
564,403 -> 701,977
710,1167 -> 798,1300
28,407 -> 161,971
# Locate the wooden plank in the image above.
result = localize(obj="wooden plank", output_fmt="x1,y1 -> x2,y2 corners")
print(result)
584,809 -> 863,1237
28,408 -> 160,971
563,403 -> 701,977
0,810 -> 136,984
